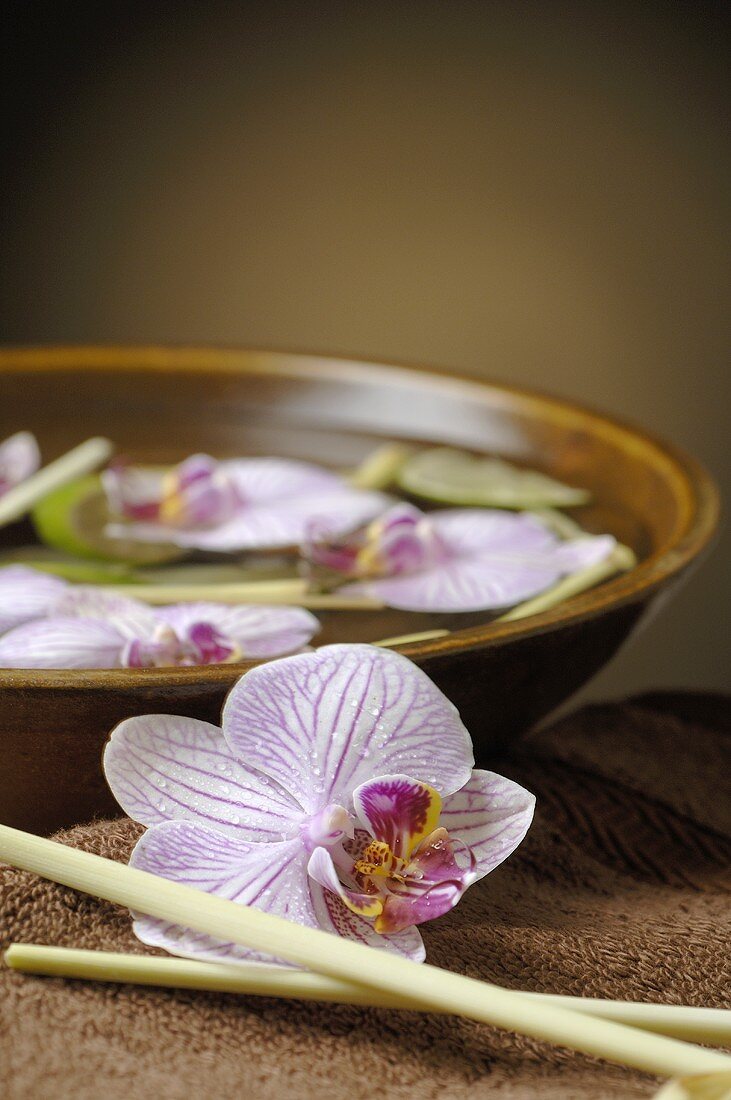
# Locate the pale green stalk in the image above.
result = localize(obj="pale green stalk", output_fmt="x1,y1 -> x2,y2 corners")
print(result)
0,825 -> 728,1077
497,544 -> 637,623
6,946 -> 730,1048
372,629 -> 450,647
101,577 -> 383,610
347,443 -> 413,490
0,437 -> 113,528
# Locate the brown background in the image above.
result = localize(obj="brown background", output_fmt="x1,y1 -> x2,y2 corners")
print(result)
1,1 -> 728,702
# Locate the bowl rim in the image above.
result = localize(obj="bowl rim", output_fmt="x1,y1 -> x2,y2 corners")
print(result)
0,342 -> 719,691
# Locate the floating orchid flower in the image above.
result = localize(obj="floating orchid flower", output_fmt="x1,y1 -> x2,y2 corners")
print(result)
0,582 -> 319,669
306,503 -> 616,613
102,454 -> 389,552
0,432 -> 40,497
103,644 -> 535,964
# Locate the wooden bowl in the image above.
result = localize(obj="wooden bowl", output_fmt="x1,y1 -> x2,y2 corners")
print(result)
0,346 -> 718,834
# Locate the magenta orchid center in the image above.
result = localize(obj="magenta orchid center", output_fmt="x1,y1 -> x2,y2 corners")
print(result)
123,621 -> 242,668
307,775 -> 477,935
159,456 -> 243,528
108,455 -> 242,530
310,504 -> 448,579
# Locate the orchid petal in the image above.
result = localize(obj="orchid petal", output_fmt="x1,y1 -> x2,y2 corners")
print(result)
344,555 -> 564,612
307,847 -> 383,919
308,877 -> 425,962
102,464 -> 164,520
0,615 -> 126,668
353,775 -> 442,859
431,509 -> 558,555
0,566 -> 68,632
439,769 -> 535,879
553,534 -> 616,572
130,820 -> 316,966
52,587 -> 159,638
342,511 -> 616,612
0,431 -> 41,491
222,644 -> 473,814
156,602 -> 320,657
375,878 -> 465,935
374,827 -> 476,934
221,458 -> 348,502
103,714 -> 304,840
157,488 -> 389,551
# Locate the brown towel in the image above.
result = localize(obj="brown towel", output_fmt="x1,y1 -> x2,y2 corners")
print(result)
1,693 -> 729,1099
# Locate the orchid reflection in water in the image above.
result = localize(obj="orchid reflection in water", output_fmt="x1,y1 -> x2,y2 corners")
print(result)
0,567 -> 318,668
306,503 -> 616,612
0,432 -> 40,498
103,644 -> 535,963
103,453 -> 389,552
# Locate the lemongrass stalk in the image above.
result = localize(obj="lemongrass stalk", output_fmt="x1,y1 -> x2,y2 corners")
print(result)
497,543 -> 637,623
652,1070 -> 731,1100
348,443 -> 413,490
6,946 -> 731,1048
520,993 -> 731,1046
373,629 -> 451,648
0,437 -> 113,528
101,578 -> 384,610
0,826 -> 728,1077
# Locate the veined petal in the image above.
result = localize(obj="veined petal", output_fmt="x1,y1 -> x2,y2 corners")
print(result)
353,775 -> 442,859
222,644 -> 473,815
156,602 -> 320,657
308,877 -> 425,962
376,879 -> 465,935
0,615 -> 125,668
344,554 -> 564,612
52,587 -> 159,638
431,509 -> 558,556
221,457 -> 347,502
0,565 -> 67,632
130,821 -> 315,966
375,827 -> 476,934
103,714 -> 304,840
307,846 -> 383,919
161,489 -> 389,552
439,769 -> 535,879
0,431 -> 41,490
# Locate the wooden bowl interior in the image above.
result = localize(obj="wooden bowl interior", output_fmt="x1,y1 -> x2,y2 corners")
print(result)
0,346 -> 708,652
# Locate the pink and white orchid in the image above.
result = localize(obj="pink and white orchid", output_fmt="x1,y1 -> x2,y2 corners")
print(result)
102,454 -> 389,552
306,503 -> 616,613
103,644 -> 535,964
0,432 -> 40,497
0,573 -> 319,669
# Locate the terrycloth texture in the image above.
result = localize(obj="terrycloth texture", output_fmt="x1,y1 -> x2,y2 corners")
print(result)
1,693 -> 729,1099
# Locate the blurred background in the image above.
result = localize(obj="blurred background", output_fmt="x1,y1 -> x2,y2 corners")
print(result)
1,1 -> 728,701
